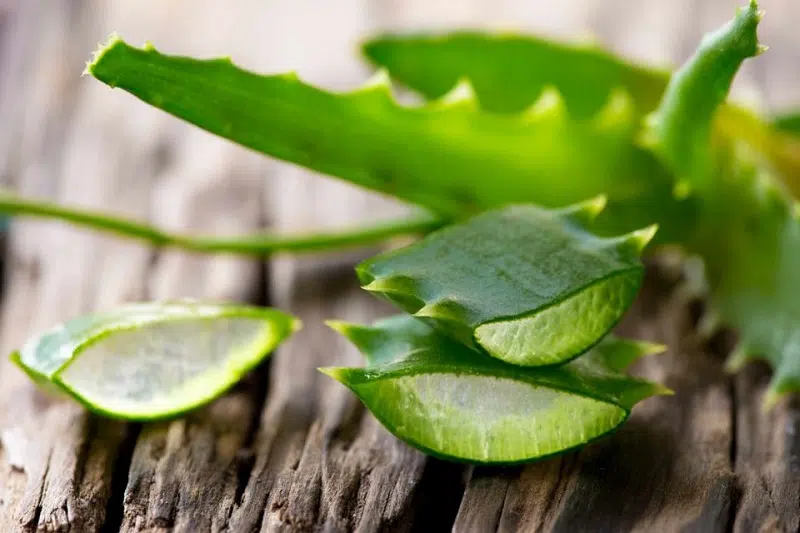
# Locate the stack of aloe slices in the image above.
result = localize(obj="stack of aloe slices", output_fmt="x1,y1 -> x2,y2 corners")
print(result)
324,202 -> 669,464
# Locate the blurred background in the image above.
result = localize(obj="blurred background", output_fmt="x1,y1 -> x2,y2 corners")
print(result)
0,1 -> 797,531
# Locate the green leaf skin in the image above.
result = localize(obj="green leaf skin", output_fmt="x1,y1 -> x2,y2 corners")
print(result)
363,32 -> 667,119
87,36 -> 690,242
691,155 -> 800,406
639,2 -> 800,403
362,11 -> 800,200
357,203 -> 654,366
11,302 -> 299,420
323,315 -> 669,464
642,1 -> 765,187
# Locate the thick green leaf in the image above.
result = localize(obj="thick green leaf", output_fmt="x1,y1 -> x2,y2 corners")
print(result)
642,1 -> 764,187
362,6 -> 800,199
357,203 -> 653,366
638,2 -> 799,403
87,36 -> 690,241
11,302 -> 299,419
323,315 -> 669,464
363,32 -> 667,119
691,154 -> 800,406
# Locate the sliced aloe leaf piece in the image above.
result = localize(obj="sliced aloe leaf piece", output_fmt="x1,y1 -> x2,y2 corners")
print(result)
357,202 -> 654,366
323,315 -> 669,464
11,302 -> 299,420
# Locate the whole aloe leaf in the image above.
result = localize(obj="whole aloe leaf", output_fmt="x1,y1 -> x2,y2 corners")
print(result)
362,32 -> 666,119
323,315 -> 669,464
639,2 -> 800,403
87,36 -> 690,241
362,7 -> 800,198
357,202 -> 654,366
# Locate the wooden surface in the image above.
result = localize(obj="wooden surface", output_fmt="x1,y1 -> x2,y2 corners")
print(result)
0,1 -> 798,532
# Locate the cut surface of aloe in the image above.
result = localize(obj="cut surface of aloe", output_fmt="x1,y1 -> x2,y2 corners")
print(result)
357,202 -> 653,366
11,302 -> 299,420
324,315 -> 668,464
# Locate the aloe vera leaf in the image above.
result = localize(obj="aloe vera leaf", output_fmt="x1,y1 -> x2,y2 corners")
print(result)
87,37 -> 689,240
692,157 -> 800,406
357,203 -> 654,366
642,2 -> 799,403
362,32 -> 667,119
642,1 -> 765,187
323,315 -> 669,464
0,189 -> 443,256
362,9 -> 800,199
11,302 -> 299,420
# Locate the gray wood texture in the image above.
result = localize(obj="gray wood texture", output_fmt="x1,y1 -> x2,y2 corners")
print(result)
0,0 -> 797,532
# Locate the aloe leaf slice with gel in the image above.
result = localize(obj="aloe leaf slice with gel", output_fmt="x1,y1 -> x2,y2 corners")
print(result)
324,315 -> 669,464
357,202 -> 655,366
11,302 -> 299,420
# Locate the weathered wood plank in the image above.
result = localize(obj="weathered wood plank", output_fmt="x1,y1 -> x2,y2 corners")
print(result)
118,135 -> 268,533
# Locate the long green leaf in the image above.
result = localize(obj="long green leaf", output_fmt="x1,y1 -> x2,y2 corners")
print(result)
357,202 -> 653,366
640,2 -> 799,404
362,10 -> 800,198
323,315 -> 669,464
363,31 -> 667,118
87,36 -> 689,241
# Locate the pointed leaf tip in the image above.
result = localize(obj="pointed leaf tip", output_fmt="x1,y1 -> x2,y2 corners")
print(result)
724,343 -> 754,373
353,68 -> 394,99
593,88 -> 636,132
523,86 -> 566,121
629,224 -> 659,253
436,78 -> 478,109
318,366 -> 349,383
559,195 -> 607,225
324,319 -> 351,335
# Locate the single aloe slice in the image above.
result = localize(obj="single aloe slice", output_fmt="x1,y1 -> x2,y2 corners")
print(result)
11,302 -> 299,420
323,315 -> 669,464
357,202 -> 654,366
